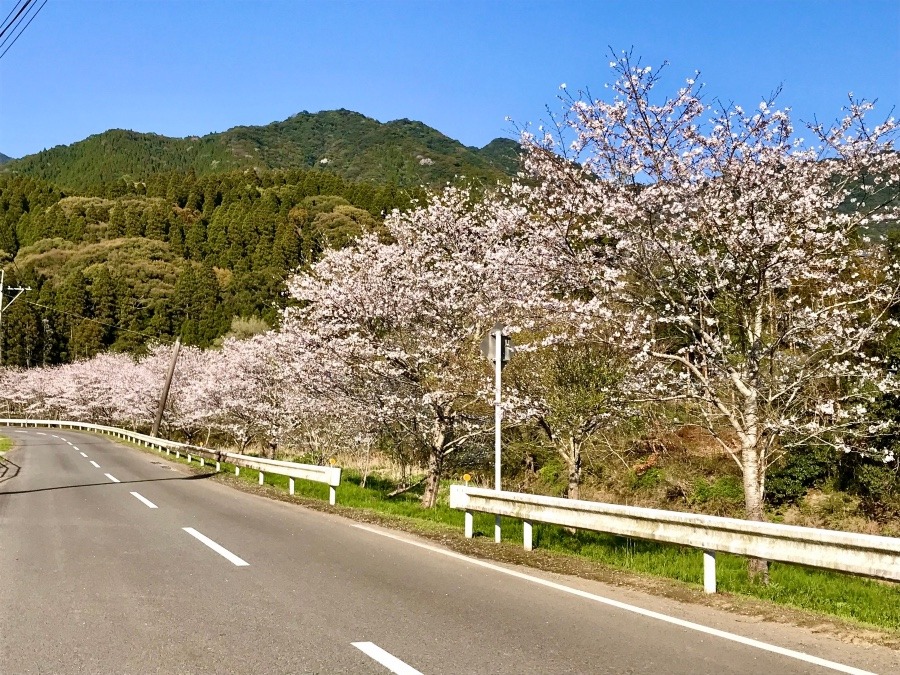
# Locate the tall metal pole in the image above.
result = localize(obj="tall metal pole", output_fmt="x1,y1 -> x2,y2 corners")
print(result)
494,325 -> 503,543
151,337 -> 181,438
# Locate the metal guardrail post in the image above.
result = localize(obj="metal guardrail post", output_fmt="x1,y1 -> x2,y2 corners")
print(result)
704,551 -> 716,593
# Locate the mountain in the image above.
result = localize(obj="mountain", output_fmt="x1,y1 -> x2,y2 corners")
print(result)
0,152 -> 12,164
2,110 -> 521,191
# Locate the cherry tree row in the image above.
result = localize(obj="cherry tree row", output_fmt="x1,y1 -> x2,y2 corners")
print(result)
3,56 -> 898,535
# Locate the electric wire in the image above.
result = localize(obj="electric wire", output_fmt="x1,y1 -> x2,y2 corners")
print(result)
0,0 -> 46,61
0,0 -> 32,40
0,0 -> 29,38
23,299 -> 168,341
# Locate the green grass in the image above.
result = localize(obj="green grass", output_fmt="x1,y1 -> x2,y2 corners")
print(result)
137,443 -> 900,632
0,434 -> 12,453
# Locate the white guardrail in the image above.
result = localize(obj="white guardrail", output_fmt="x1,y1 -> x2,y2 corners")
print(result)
0,419 -> 342,505
449,485 -> 900,593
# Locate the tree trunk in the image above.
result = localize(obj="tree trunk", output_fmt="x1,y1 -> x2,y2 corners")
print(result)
421,422 -> 448,508
742,443 -> 769,583
421,448 -> 444,508
360,442 -> 372,488
566,437 -> 582,500
742,306 -> 769,582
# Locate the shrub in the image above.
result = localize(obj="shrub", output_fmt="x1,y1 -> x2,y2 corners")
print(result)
766,445 -> 839,506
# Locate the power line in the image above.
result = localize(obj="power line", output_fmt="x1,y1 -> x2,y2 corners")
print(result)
0,0 -> 32,40
23,299 -> 169,341
0,0 -> 46,61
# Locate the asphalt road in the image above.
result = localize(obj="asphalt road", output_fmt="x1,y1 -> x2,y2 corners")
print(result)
0,428 -> 897,674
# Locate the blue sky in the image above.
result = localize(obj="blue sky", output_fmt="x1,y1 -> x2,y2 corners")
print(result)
0,0 -> 897,159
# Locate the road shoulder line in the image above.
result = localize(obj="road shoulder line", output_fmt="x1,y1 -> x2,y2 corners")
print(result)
351,523 -> 874,675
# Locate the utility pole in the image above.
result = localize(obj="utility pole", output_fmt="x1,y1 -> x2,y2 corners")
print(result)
151,337 -> 182,438
0,268 -> 31,367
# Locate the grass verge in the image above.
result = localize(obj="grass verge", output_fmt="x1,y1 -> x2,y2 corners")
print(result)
128,439 -> 900,640
0,435 -> 11,454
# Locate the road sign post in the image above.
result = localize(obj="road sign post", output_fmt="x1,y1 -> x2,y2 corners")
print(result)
480,323 -> 511,543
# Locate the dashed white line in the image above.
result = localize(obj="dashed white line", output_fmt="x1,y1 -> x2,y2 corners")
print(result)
182,528 -> 249,567
351,524 -> 875,675
104,473 -> 120,483
35,432 -> 46,436
352,642 -> 422,675
79,452 -> 88,458
89,460 -> 100,468
130,492 -> 158,509
72,445 -> 79,451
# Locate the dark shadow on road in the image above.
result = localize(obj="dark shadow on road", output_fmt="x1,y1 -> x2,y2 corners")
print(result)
0,472 -> 215,496
0,455 -> 21,484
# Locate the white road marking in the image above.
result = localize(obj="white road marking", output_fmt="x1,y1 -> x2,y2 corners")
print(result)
104,473 -> 120,483
72,446 -> 79,451
35,432 -> 46,436
50,434 -> 60,439
13,430 -> 27,434
130,492 -> 157,508
89,461 -> 100,468
79,452 -> 88,458
182,527 -> 249,567
351,643 -> 422,675
351,524 -> 875,675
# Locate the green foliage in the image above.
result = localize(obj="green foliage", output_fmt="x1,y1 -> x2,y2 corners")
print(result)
219,315 -> 270,342
627,466 -> 663,492
766,445 -> 840,506
688,475 -> 744,513
0,167 -> 419,365
2,110 -> 519,192
838,454 -> 900,519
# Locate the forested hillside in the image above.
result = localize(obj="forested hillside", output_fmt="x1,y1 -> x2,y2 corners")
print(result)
2,110 -> 520,192
0,168 -> 421,366
0,152 -> 11,165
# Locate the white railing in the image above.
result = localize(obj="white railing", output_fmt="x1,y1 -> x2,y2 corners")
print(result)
0,419 -> 342,505
449,485 -> 900,593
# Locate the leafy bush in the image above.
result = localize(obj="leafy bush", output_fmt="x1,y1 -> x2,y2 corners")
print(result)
628,466 -> 662,492
688,476 -> 744,515
838,454 -> 900,520
765,445 -> 839,506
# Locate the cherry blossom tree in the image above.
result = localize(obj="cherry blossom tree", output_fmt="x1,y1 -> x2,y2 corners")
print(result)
520,53 -> 900,576
287,188 -> 533,506
506,338 -> 636,499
